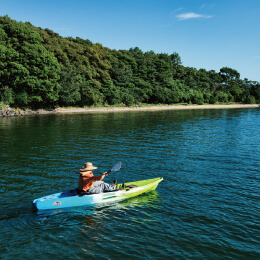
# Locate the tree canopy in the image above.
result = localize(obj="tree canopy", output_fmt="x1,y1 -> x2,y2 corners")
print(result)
0,15 -> 259,108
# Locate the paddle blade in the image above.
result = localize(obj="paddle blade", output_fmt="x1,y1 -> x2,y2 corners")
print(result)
111,161 -> 122,172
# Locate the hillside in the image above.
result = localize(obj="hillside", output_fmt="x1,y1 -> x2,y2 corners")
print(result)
0,15 -> 259,109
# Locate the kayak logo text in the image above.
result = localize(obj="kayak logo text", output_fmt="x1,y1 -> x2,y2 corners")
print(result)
53,201 -> 62,206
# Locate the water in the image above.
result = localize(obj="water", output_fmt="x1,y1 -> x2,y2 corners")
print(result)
0,108 -> 259,259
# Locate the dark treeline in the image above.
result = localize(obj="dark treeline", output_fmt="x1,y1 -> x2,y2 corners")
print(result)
0,15 -> 259,109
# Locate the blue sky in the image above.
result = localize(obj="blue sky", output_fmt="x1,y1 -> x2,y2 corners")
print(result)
1,0 -> 260,81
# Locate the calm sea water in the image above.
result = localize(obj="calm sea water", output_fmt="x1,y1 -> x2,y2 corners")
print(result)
0,108 -> 259,259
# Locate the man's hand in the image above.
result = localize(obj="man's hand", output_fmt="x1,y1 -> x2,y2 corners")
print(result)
102,172 -> 109,176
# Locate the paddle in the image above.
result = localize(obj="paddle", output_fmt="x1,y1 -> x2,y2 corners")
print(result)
106,161 -> 122,175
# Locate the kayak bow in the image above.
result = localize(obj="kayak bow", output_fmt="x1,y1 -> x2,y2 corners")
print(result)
33,177 -> 163,210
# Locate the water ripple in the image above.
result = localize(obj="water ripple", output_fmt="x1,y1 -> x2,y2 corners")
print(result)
0,109 -> 260,259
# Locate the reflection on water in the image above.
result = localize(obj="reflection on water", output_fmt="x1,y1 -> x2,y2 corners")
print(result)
76,191 -> 163,256
105,190 -> 161,210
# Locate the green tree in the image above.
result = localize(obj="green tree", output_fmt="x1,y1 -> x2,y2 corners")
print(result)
0,86 -> 14,104
0,20 -> 61,107
209,95 -> 217,104
80,79 -> 104,106
58,65 -> 81,106
170,52 -> 182,66
220,67 -> 240,81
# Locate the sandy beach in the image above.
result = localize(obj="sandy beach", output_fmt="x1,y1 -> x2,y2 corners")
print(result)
0,104 -> 259,117
54,104 -> 259,114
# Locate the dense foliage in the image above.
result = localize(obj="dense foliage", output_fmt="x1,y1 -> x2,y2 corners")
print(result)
0,15 -> 259,108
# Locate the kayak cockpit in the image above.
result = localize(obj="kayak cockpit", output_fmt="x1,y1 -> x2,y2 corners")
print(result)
59,184 -> 138,198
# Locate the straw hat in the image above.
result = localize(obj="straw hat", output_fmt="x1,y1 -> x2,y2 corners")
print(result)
80,162 -> 98,172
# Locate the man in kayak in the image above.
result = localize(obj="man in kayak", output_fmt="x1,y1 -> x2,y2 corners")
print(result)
76,162 -> 124,195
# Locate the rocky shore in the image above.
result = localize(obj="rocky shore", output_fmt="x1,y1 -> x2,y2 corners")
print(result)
0,107 -> 56,117
0,104 -> 259,117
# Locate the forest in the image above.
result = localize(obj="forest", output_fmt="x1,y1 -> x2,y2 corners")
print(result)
0,15 -> 259,109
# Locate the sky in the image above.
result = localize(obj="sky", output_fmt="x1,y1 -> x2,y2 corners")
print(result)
1,0 -> 260,81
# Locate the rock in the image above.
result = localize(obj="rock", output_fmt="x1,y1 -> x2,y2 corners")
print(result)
17,110 -> 25,116
9,110 -> 16,116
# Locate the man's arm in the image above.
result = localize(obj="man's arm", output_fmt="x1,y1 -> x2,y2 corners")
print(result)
91,172 -> 108,182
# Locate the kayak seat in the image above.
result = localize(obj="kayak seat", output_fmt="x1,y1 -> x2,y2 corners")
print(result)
126,185 -> 137,188
78,191 -> 91,196
60,190 -> 78,197
103,184 -> 138,192
60,189 -> 92,197
62,185 -> 139,197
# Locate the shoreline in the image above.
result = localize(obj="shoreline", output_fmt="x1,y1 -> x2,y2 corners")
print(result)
55,104 -> 259,114
0,104 -> 259,117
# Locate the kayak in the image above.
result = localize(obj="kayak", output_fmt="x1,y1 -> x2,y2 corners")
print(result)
33,177 -> 163,210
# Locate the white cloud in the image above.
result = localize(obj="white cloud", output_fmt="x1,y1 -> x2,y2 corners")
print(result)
174,8 -> 184,12
177,12 -> 213,20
